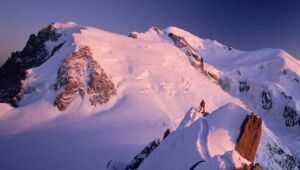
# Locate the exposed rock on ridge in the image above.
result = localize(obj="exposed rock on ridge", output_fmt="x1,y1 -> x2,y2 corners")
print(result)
126,138 -> 162,170
53,46 -> 116,111
265,143 -> 300,169
236,113 -> 262,162
125,129 -> 171,170
0,23 -> 63,106
236,163 -> 263,170
220,67 -> 300,128
167,32 -> 204,70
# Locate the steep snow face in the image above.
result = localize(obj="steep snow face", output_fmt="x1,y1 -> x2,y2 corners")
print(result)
133,26 -> 300,164
133,27 -> 300,129
219,49 -> 300,127
256,123 -> 300,170
0,23 -> 243,169
139,103 -> 299,170
67,25 -> 243,124
0,22 -> 299,170
138,103 -> 251,170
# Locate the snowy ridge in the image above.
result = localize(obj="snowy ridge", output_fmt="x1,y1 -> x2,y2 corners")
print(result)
133,26 -> 300,167
138,103 -> 251,170
134,26 -> 300,127
138,103 -> 299,170
0,22 -> 299,169
220,49 -> 300,127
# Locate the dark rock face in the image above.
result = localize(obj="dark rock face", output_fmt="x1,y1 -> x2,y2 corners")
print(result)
126,139 -> 162,170
163,129 -> 171,140
128,32 -> 138,39
167,33 -> 204,70
222,70 -> 300,128
0,23 -> 62,106
236,163 -> 263,170
281,91 -> 293,100
167,32 -> 220,83
278,90 -> 300,127
168,33 -> 191,49
239,81 -> 250,92
283,106 -> 299,127
266,143 -> 300,170
53,46 -> 116,111
126,129 -> 172,170
236,113 -> 262,162
261,90 -> 272,110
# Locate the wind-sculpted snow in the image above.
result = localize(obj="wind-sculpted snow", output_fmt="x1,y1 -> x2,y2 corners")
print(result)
54,46 -> 116,111
138,103 -> 255,170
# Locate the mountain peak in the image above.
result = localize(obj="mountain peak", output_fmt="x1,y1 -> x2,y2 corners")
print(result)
52,21 -> 80,29
0,22 -> 300,170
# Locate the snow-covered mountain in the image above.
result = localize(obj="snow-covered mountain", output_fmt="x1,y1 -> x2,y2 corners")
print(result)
0,22 -> 299,170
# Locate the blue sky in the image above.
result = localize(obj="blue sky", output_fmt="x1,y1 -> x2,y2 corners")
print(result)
0,0 -> 299,65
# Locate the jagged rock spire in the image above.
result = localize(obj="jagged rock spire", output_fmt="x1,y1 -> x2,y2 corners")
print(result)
236,113 -> 262,162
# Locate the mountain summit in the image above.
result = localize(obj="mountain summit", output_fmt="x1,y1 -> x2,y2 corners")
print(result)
0,22 -> 299,170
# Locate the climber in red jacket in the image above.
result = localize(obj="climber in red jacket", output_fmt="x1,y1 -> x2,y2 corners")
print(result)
199,100 -> 205,114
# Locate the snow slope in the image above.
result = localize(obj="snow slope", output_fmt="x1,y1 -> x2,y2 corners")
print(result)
135,26 -> 300,126
139,103 -> 250,170
134,26 -> 300,164
0,23 -> 243,170
0,22 -> 299,170
139,103 -> 299,170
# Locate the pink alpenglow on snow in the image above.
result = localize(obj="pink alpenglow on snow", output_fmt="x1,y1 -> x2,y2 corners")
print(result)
0,22 -> 299,170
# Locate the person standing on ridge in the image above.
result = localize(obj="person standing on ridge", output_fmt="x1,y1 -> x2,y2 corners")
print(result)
199,100 -> 205,113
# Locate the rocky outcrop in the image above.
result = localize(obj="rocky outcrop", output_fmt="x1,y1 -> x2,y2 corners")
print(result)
126,129 -> 171,170
221,66 -> 300,129
283,106 -> 299,127
239,81 -> 250,92
167,33 -> 204,70
0,23 -> 63,106
53,46 -> 116,111
236,163 -> 263,170
266,143 -> 300,169
163,129 -> 171,140
236,113 -> 262,162
261,90 -> 272,110
167,32 -> 221,84
128,32 -> 138,39
126,139 -> 162,170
